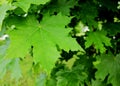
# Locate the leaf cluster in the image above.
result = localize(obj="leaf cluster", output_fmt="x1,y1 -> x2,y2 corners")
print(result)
0,0 -> 120,86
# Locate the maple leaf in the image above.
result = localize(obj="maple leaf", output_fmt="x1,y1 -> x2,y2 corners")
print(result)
13,0 -> 50,12
85,30 -> 111,53
44,0 -> 77,15
56,0 -> 77,15
79,2 -> 98,29
94,54 -> 120,86
5,13 -> 83,72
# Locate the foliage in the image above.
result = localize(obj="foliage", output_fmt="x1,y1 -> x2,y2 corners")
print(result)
0,0 -> 120,86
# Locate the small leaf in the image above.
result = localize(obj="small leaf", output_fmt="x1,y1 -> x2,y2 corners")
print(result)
85,30 -> 111,53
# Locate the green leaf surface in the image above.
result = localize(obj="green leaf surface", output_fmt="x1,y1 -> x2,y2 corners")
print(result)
92,79 -> 106,86
0,58 -> 22,82
56,64 -> 87,86
46,78 -> 56,86
56,71 -> 79,86
0,59 -> 11,79
5,13 -> 83,72
20,55 -> 33,76
0,39 -> 9,61
14,0 -> 50,12
48,0 -> 77,15
95,54 -> 120,86
56,77 -> 68,86
36,73 -> 47,86
85,30 -> 111,53
78,2 -> 98,29
0,2 -> 10,31
57,0 -> 77,15
10,58 -> 22,80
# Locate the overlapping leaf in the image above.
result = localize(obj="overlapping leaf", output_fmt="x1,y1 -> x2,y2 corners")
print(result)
14,0 -> 50,12
36,73 -> 47,86
79,2 -> 98,29
95,54 -> 120,86
92,79 -> 106,86
0,58 -> 22,81
43,0 -> 77,15
0,59 -> 11,79
85,30 -> 111,53
57,0 -> 77,15
56,64 -> 87,86
55,0 -> 77,15
5,13 -> 83,72
0,1 -> 10,31
10,58 -> 22,80
103,23 -> 120,36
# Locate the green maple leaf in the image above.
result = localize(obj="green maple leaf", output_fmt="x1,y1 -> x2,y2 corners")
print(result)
13,0 -> 50,12
5,13 -> 83,72
44,0 -> 77,15
94,54 -> 120,86
56,0 -> 77,15
79,2 -> 98,29
85,30 -> 111,53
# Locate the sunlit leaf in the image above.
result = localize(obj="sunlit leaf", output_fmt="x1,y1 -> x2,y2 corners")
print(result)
5,13 -> 83,72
